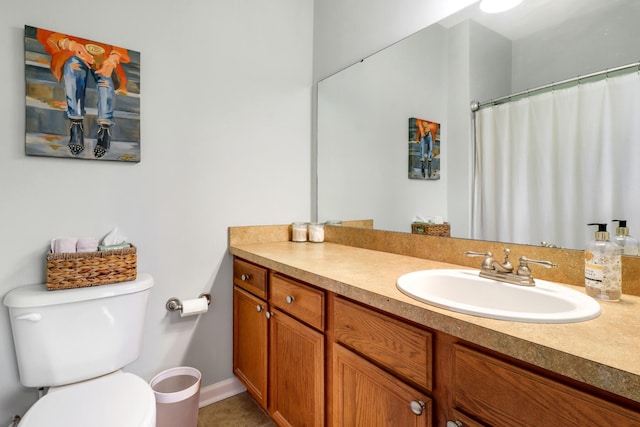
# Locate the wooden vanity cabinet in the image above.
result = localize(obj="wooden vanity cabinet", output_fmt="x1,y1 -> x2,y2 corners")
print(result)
232,257 -> 325,427
449,345 -> 640,427
331,295 -> 433,426
234,256 -> 640,426
330,295 -> 640,427
268,272 -> 325,427
233,258 -> 269,409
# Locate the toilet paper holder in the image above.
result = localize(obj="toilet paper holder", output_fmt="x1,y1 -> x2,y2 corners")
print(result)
166,293 -> 211,312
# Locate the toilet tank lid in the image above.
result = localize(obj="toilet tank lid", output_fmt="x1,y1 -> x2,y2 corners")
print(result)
3,273 -> 153,308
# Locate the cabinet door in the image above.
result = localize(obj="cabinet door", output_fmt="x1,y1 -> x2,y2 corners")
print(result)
333,343 -> 432,427
269,309 -> 324,427
233,286 -> 268,409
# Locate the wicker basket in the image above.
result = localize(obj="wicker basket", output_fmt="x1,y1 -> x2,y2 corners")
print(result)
46,245 -> 137,290
411,222 -> 450,237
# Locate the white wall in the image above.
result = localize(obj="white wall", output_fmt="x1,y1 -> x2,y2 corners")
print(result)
444,22 -> 473,239
0,0 -> 312,419
447,21 -> 511,238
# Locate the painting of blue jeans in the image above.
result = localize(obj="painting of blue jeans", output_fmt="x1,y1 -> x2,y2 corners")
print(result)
24,25 -> 141,162
408,118 -> 440,180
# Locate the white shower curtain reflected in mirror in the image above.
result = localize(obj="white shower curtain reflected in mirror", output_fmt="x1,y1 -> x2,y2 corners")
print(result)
473,72 -> 640,250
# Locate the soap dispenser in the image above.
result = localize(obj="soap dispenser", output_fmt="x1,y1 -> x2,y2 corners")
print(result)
585,223 -> 622,301
612,219 -> 640,256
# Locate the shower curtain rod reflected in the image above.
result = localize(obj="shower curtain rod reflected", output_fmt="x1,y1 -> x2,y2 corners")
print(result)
470,60 -> 640,111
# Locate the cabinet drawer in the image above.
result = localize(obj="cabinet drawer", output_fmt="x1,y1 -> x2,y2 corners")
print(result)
270,273 -> 325,330
233,258 -> 268,299
453,345 -> 640,426
333,297 -> 432,391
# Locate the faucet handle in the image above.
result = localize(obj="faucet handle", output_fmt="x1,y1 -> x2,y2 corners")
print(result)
517,256 -> 558,277
464,251 -> 493,270
464,250 -> 492,258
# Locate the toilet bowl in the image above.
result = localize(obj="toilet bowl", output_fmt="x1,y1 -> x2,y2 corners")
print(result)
3,274 -> 156,427
18,372 -> 155,427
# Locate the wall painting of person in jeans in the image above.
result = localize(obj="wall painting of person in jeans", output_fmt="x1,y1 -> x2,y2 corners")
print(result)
25,25 -> 140,162
408,118 -> 440,180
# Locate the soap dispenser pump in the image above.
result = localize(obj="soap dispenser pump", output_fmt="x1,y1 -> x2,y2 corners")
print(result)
612,219 -> 640,256
585,223 -> 622,301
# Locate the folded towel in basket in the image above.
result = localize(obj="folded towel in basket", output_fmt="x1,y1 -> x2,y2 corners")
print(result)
50,237 -> 78,254
77,237 -> 99,253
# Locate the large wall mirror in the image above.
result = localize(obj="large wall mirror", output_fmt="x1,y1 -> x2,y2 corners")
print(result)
317,0 -> 640,250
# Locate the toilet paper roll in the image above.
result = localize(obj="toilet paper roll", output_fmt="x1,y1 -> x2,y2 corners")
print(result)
180,297 -> 209,317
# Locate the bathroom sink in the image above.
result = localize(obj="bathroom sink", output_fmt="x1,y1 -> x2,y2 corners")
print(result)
396,269 -> 601,323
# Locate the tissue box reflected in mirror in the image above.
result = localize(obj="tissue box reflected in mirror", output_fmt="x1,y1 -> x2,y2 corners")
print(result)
411,222 -> 450,237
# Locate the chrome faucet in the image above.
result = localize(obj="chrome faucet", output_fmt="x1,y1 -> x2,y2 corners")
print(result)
465,248 -> 513,272
464,249 -> 557,286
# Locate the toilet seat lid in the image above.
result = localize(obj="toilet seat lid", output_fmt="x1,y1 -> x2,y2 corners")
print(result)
19,373 -> 155,427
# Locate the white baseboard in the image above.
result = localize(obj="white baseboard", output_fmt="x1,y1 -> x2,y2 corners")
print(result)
199,376 -> 247,408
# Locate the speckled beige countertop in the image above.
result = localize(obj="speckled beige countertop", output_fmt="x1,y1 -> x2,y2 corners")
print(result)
228,225 -> 640,404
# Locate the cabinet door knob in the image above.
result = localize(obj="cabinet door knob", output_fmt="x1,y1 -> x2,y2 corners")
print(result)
409,400 -> 426,415
446,421 -> 463,427
240,274 -> 251,281
285,295 -> 296,304
265,311 -> 274,319
256,305 -> 264,312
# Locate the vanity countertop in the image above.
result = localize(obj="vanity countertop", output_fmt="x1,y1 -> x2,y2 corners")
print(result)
229,240 -> 640,404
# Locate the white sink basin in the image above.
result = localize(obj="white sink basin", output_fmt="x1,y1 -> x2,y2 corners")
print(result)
396,269 -> 601,323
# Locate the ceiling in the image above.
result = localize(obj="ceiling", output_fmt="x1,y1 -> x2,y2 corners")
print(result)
439,0 -> 629,41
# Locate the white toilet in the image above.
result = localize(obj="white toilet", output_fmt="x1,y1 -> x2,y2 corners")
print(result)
3,273 -> 156,427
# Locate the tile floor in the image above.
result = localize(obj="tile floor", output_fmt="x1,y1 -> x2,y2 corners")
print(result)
197,392 -> 275,427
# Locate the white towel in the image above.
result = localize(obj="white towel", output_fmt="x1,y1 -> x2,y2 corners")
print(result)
50,237 -> 78,254
76,237 -> 99,253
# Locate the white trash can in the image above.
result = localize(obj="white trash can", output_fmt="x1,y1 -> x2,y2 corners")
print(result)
150,366 -> 202,427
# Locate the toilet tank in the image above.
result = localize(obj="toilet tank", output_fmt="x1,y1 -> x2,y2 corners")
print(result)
3,273 -> 153,388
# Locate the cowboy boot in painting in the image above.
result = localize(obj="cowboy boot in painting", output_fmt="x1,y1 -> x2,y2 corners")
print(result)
68,119 -> 85,155
94,124 -> 111,158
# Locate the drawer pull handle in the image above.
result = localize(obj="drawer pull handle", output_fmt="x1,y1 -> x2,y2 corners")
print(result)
241,274 -> 251,281
410,400 -> 426,415
446,422 -> 463,427
285,295 -> 296,304
256,305 -> 264,312
265,311 -> 274,319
